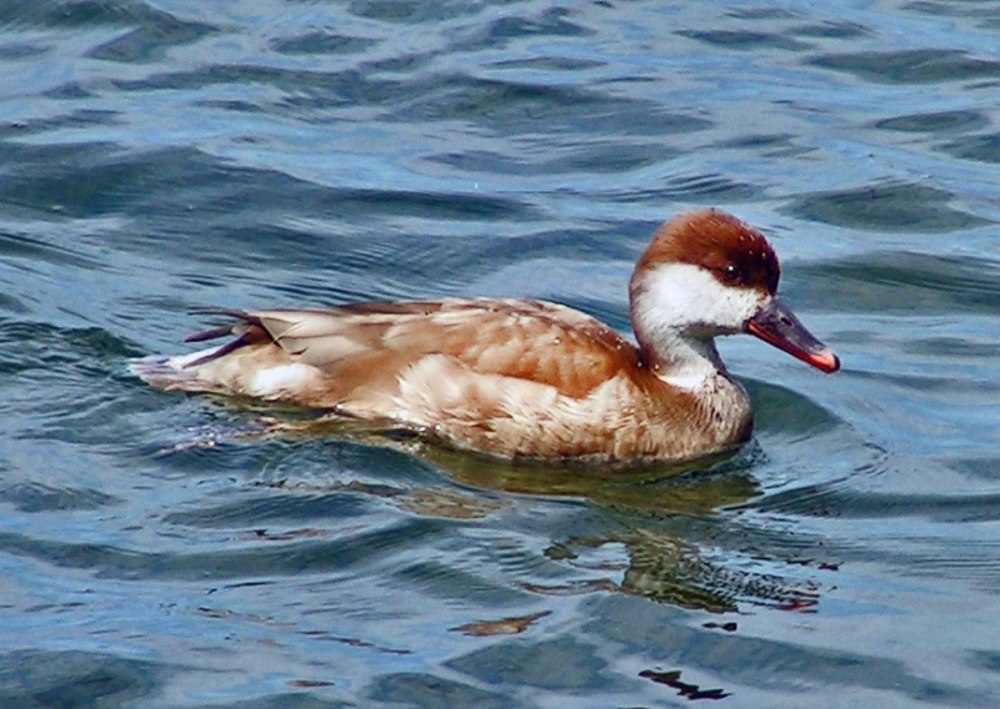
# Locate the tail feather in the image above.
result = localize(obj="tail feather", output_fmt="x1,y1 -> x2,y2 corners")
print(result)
129,354 -> 199,390
181,333 -> 251,368
129,309 -> 342,398
132,311 -> 278,383
184,324 -> 236,343
129,345 -> 231,392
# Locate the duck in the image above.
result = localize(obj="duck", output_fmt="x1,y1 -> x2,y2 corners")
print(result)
130,209 -> 839,463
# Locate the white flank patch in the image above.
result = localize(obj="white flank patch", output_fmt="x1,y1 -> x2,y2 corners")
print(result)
166,347 -> 225,370
249,364 -> 316,397
394,355 -> 475,417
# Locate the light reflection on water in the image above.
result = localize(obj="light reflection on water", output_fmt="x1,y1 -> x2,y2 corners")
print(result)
0,0 -> 998,706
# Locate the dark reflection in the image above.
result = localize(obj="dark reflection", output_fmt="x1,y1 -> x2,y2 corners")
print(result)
444,635 -> 610,691
792,20 -> 870,39
422,444 -> 756,514
213,412 -> 759,513
369,672 -> 507,708
0,481 -> 120,513
904,0 -> 1000,22
390,73 -> 713,136
793,251 -> 1000,315
941,133 -> 1000,165
744,378 -> 841,438
676,29 -> 810,51
196,414 -> 832,615
606,171 -> 761,203
639,668 -> 732,701
536,525 -> 821,614
874,109 -> 988,133
784,180 -> 990,232
451,610 -> 551,637
594,595 -> 989,705
453,6 -> 593,49
0,650 -> 160,707
808,48 -> 1000,84
269,32 -> 379,56
87,14 -> 216,64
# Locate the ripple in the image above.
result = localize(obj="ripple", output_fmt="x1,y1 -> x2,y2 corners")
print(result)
453,6 -> 593,50
785,180 -> 991,232
348,0 -> 487,25
795,251 -> 1000,315
0,142 -> 189,221
608,172 -> 761,203
0,231 -> 104,272
941,133 -> 1000,165
85,13 -> 216,64
369,672 -> 507,707
0,482 -> 120,513
391,74 -> 713,136
589,596 -> 992,706
0,517 -> 444,581
112,63 -> 402,115
1,1 -> 998,706
874,109 -> 989,133
428,140 -> 681,176
446,635 -> 610,691
0,40 -> 47,60
0,650 -> 159,706
746,484 -> 1000,523
162,489 -> 377,529
0,0 -> 204,33
904,1 -> 1000,29
808,49 -> 1000,84
791,20 -> 871,40
676,29 -> 811,51
0,319 -> 213,481
269,31 -> 380,57
0,107 -> 119,141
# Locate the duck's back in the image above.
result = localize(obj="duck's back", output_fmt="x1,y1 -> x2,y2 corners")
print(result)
131,298 -> 751,460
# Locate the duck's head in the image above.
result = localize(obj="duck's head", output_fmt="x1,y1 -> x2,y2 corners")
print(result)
629,209 -> 839,373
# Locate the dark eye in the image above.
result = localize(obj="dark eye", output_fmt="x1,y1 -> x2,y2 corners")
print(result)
723,263 -> 741,284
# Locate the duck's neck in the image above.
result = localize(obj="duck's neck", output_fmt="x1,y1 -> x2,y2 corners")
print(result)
638,329 -> 729,391
628,262 -> 743,391
628,267 -> 753,449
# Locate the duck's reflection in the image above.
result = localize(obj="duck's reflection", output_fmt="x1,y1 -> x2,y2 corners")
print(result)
225,414 -> 825,615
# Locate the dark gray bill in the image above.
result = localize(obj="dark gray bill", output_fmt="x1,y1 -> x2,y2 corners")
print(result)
746,298 -> 840,373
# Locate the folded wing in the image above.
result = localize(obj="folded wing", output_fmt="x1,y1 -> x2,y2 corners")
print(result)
134,299 -> 641,407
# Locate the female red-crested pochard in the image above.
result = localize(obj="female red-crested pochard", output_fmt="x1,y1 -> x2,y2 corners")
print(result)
131,210 -> 839,463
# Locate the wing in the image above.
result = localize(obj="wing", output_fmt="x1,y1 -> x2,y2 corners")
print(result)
189,298 -> 641,399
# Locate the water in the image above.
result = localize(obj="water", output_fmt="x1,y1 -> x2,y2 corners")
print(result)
1,0 -> 998,706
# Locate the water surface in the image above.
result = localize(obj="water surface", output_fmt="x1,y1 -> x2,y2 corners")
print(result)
1,1 -> 998,706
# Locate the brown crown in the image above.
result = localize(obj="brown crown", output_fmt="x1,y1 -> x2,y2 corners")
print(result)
632,209 -> 780,295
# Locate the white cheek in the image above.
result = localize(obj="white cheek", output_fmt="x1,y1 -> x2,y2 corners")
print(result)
637,263 -> 765,334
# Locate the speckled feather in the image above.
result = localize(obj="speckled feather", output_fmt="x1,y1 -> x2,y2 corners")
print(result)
130,210 -> 825,462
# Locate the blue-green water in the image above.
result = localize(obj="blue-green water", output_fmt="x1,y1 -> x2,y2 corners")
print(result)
1,1 -> 998,706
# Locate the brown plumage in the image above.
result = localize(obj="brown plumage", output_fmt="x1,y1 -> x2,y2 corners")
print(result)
131,210 -> 839,463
